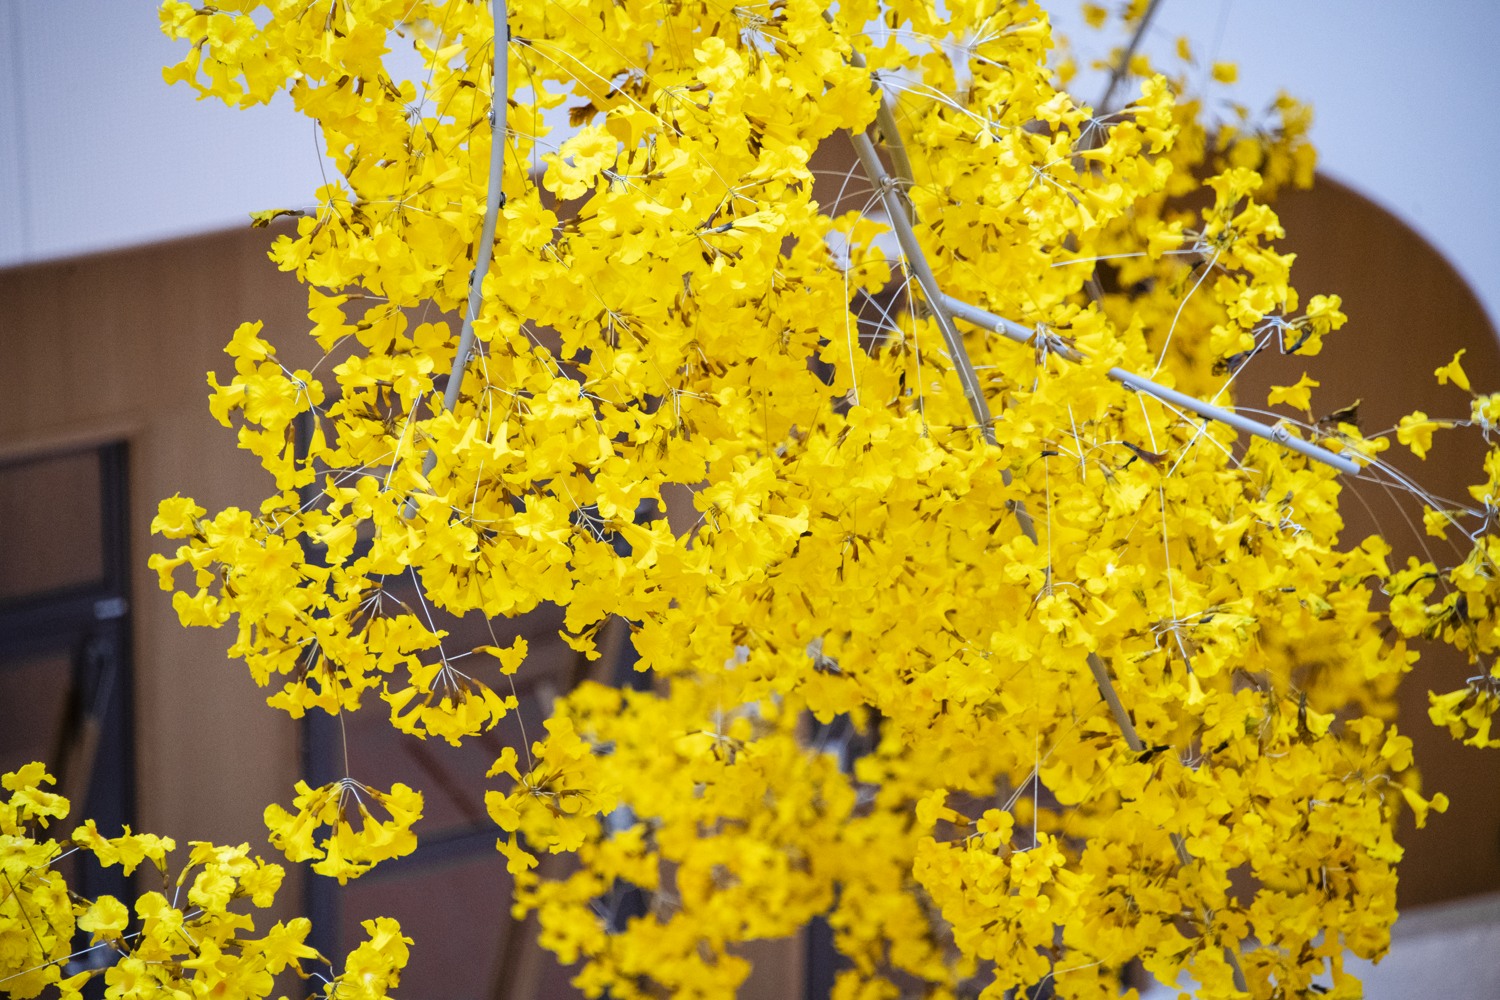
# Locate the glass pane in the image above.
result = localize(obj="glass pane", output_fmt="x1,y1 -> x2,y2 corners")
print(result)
0,648 -> 72,778
0,450 -> 104,602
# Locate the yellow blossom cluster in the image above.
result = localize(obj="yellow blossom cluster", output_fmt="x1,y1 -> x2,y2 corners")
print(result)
263,779 -> 424,883
7,1 -> 1498,998
0,766 -> 410,999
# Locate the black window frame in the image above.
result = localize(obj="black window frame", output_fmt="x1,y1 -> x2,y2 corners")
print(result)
0,441 -> 136,982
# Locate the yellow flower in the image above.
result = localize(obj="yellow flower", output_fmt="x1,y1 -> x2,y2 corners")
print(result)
1397,411 -> 1444,459
138,3 -> 1500,996
151,494 -> 206,538
1435,349 -> 1471,391
77,896 -> 129,944
1267,372 -> 1319,412
478,636 -> 528,675
264,779 -> 423,883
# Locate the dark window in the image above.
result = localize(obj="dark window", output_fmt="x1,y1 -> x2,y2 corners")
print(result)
0,442 -> 135,981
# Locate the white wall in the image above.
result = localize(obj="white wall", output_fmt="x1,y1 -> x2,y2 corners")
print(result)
2,0 -> 1497,333
0,2 -> 321,267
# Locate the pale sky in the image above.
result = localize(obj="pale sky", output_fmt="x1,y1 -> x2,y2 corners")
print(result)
3,1 -> 1497,331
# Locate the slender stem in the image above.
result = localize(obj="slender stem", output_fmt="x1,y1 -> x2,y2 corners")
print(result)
424,0 -> 509,480
827,10 -> 916,198
845,14 -> 1242,989
1090,655 -> 1247,991
846,72 -> 1041,531
1096,0 -> 1165,114
873,96 -> 917,204
849,130 -> 996,448
1086,652 -> 1142,751
938,294 -> 1362,475
1073,1 -> 1167,304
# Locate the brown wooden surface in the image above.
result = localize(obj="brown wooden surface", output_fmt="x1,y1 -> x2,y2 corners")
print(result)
1,226 -> 313,925
1258,174 -> 1500,908
0,449 -> 104,600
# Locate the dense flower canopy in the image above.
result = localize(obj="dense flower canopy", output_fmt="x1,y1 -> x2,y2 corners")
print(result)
4,1 -> 1498,998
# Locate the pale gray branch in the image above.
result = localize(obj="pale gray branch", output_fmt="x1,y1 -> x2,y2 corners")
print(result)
424,0 -> 510,482
848,129 -> 996,448
938,294 -> 1362,475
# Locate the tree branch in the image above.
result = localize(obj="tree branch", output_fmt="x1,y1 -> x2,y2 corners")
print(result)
829,12 -> 917,200
850,62 -> 1253,987
848,130 -> 996,447
1096,0 -> 1165,115
1087,651 -> 1143,751
938,294 -> 1362,475
424,0 -> 509,481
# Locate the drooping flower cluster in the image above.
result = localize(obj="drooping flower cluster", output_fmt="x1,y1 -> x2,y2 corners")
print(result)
8,1 -> 1498,998
264,779 -> 424,883
0,765 -> 411,999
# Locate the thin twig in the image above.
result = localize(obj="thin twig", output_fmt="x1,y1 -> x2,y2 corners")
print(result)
1086,652 -> 1142,751
848,131 -> 994,445
844,84 -> 1156,829
847,124 -> 1039,549
848,38 -> 1248,987
828,12 -> 917,198
1096,0 -> 1166,115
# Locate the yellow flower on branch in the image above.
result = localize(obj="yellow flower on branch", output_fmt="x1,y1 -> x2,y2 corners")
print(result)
1267,372 -> 1319,413
264,779 -> 423,884
382,655 -> 518,745
1435,349 -> 1472,391
129,1 -> 1500,996
1397,410 -> 1448,459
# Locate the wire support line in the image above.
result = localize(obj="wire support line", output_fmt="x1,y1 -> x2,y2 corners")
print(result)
936,294 -> 1364,476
